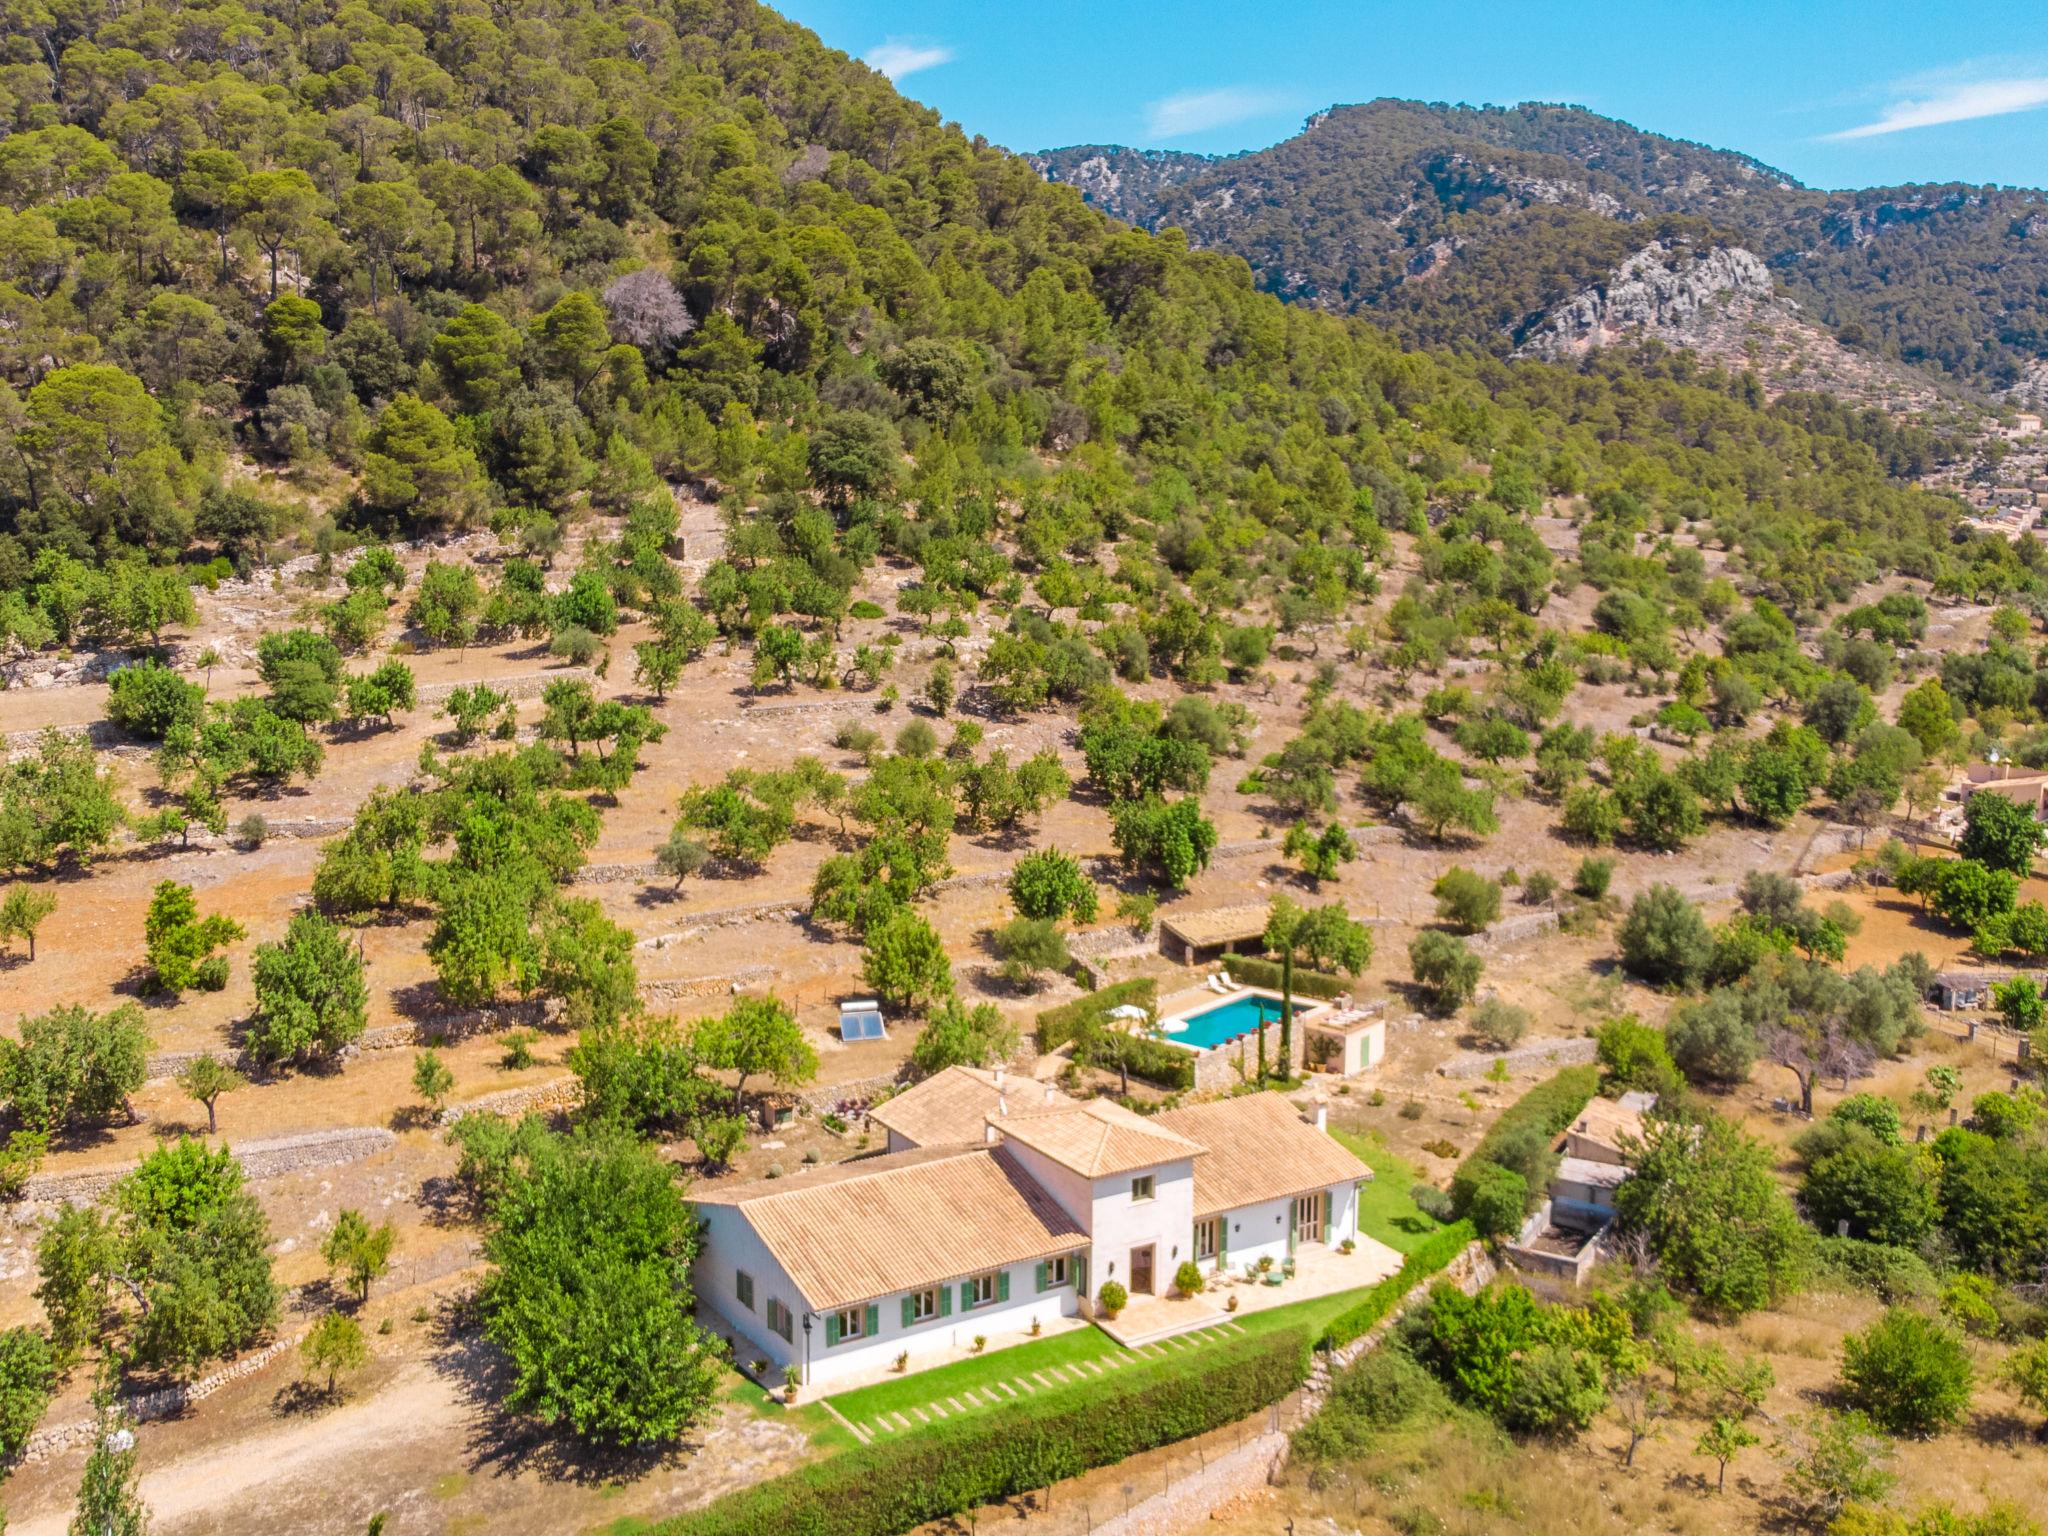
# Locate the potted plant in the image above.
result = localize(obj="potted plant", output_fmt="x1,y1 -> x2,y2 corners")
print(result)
1256,1255 -> 1274,1274
1174,1260 -> 1205,1297
1339,1237 -> 1356,1255
1030,1317 -> 1043,1337
971,1334 -> 987,1354
1225,1293 -> 1240,1313
894,1350 -> 909,1373
1097,1280 -> 1128,1319
782,1364 -> 801,1404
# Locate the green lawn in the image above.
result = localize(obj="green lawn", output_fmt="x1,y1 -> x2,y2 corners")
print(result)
823,1276 -> 1403,1439
824,1321 -> 1126,1424
1334,1127 -> 1450,1255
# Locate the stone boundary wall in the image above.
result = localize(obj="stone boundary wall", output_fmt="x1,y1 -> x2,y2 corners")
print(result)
438,1076 -> 582,1125
796,1070 -> 904,1117
13,1332 -> 308,1465
13,1234 -> 486,1466
1469,908 -> 1561,949
21,1127 -> 395,1205
1437,1035 -> 1597,1079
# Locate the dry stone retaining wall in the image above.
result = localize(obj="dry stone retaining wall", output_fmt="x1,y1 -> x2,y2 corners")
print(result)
438,1076 -> 582,1124
21,1127 -> 395,1205
1438,1034 -> 1597,1079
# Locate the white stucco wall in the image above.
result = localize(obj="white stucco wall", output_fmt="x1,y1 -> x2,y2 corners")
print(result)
801,1257 -> 1080,1386
1208,1180 -> 1363,1280
1086,1156 -> 1196,1297
693,1203 -> 807,1381
696,1203 -> 1087,1389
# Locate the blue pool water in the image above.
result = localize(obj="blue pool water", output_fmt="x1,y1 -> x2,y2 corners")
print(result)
1171,994 -> 1289,1050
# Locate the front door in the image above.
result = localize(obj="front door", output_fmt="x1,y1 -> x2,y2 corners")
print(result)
1294,1192 -> 1326,1245
1130,1244 -> 1155,1295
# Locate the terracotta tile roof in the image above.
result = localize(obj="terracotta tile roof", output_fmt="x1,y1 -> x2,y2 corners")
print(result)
868,1067 -> 1072,1149
696,1146 -> 1084,1312
1159,903 -> 1273,950
1153,1093 -> 1372,1218
1564,1097 -> 1646,1157
991,1100 -> 1205,1178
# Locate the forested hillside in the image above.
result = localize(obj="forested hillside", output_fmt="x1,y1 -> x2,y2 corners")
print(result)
0,1 -> 1994,664
1032,99 -> 2048,394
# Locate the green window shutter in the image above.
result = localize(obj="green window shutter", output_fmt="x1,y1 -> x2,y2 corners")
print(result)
997,1270 -> 1010,1303
1035,1261 -> 1048,1294
959,1281 -> 972,1312
902,1294 -> 915,1328
824,1313 -> 840,1347
1219,1222 -> 1228,1266
940,1285 -> 952,1317
865,1303 -> 879,1338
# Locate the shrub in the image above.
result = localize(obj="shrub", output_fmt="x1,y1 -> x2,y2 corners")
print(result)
1451,1160 -> 1527,1237
1839,1309 -> 1973,1436
1469,996 -> 1529,1050
991,916 -> 1070,991
1464,1066 -> 1599,1183
1219,953 -> 1346,999
1410,1184 -> 1456,1222
1522,870 -> 1558,904
1007,849 -> 1098,923
1595,1014 -> 1679,1095
1573,856 -> 1614,899
1174,1261 -> 1204,1296
1097,1280 -> 1128,1315
1077,1024 -> 1194,1091
1431,867 -> 1501,933
0,1326 -> 56,1456
1035,980 -> 1157,1051
1409,930 -> 1482,1014
1811,1237 -> 1938,1306
1617,885 -> 1712,989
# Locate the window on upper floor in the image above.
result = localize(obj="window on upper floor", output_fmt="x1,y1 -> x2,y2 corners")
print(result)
1131,1174 -> 1154,1202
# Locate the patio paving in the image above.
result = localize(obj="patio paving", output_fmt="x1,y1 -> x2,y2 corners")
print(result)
1095,1235 -> 1402,1347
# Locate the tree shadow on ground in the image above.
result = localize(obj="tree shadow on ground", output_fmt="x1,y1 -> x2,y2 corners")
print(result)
434,1318 -> 687,1486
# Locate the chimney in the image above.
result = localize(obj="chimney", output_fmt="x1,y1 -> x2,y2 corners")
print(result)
1044,1084 -> 1057,1105
984,1121 -> 998,1144
998,1093 -> 1008,1118
993,1067 -> 1005,1089
1313,1103 -> 1328,1133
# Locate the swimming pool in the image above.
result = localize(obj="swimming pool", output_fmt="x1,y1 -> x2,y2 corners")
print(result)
1168,992 -> 1291,1051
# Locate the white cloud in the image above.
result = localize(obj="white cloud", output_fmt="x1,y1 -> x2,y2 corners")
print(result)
865,39 -> 953,82
1144,86 -> 1287,140
1827,75 -> 2048,139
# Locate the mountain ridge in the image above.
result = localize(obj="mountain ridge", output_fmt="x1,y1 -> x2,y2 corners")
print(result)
1030,98 -> 2048,398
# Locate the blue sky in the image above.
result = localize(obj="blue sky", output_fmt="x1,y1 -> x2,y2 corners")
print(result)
775,1 -> 2048,190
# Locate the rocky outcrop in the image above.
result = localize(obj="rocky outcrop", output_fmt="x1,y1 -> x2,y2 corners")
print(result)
1516,240 -> 1775,359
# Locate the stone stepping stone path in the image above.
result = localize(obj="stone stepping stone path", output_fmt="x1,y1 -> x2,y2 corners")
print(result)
850,1329 -> 1249,1439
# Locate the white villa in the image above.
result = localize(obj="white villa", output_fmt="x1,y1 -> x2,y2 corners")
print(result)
693,1075 -> 1373,1392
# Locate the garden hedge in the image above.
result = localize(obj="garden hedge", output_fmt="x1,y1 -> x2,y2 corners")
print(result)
1034,978 -> 1157,1052
1462,1064 -> 1599,1179
1317,1219 -> 1477,1350
1219,954 -> 1349,1000
1083,1028 -> 1195,1091
658,1323 -> 1313,1536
